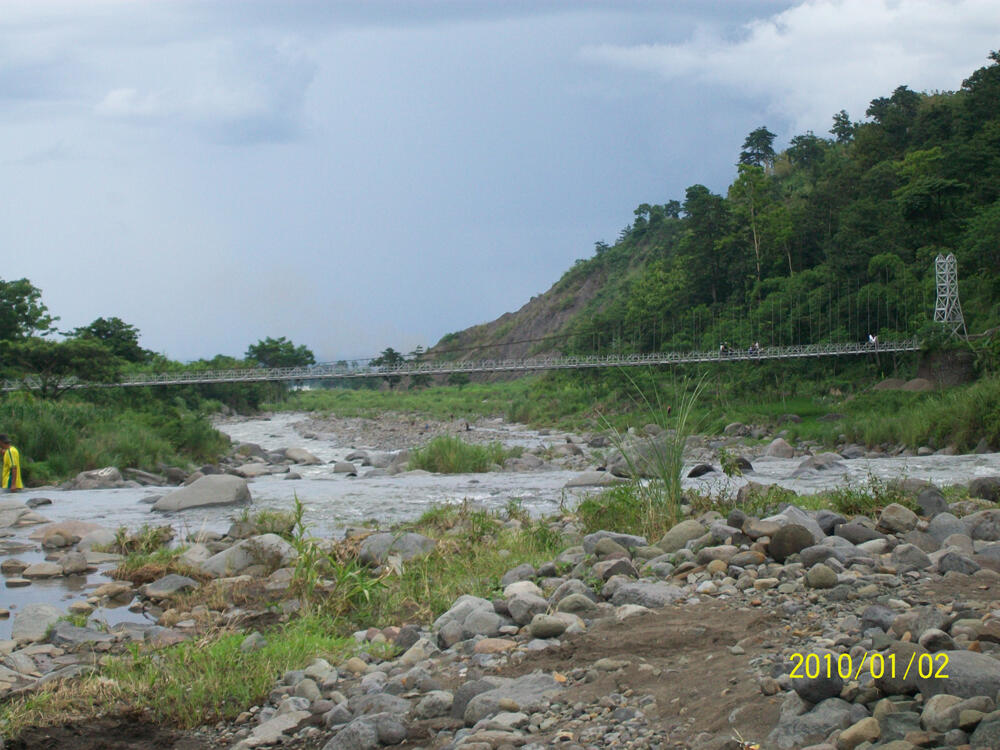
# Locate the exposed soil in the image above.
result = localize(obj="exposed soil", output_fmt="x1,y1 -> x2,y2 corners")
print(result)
8,716 -> 211,750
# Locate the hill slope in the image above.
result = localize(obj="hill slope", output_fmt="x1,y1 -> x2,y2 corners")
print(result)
430,52 -> 1000,362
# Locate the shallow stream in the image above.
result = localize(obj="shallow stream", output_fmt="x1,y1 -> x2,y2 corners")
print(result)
3,412 -> 1000,640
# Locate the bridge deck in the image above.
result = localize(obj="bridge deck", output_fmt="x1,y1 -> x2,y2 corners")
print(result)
2,340 -> 920,391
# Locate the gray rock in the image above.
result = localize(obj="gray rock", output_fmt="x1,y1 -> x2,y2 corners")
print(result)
462,608 -> 504,639
656,520 -> 706,553
917,650 -> 1000,699
12,603 -> 64,642
152,475 -> 251,512
284,447 -> 321,465
500,563 -> 536,587
141,574 -> 199,599
322,717 -> 379,750
815,510 -> 848,535
463,672 -> 563,726
791,453 -> 846,477
791,656 -> 844,703
968,476 -> 1000,503
770,524 -> 815,563
766,697 -> 854,750
528,614 -> 567,639
964,509 -> 1000,541
763,506 -> 825,543
555,593 -> 598,615
878,503 -> 919,534
766,438 -> 795,458
687,463 -> 715,478
564,471 -> 627,488
414,690 -> 453,719
49,621 -> 115,647
861,604 -> 896,632
916,488 -> 949,517
928,513 -> 967,544
200,534 -> 298,577
805,563 -> 839,589
582,530 -> 647,554
451,679 -> 498,720
970,714 -> 1000,748
349,692 -> 411,716
358,532 -> 436,565
610,582 -> 685,608
68,466 -> 123,490
891,543 -> 932,571
507,593 -> 548,626
835,522 -> 885,545
550,579 -> 598,605
937,551 -> 980,575
433,595 -> 493,632
23,561 -> 62,578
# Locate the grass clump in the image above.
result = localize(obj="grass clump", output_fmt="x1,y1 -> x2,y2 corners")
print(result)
364,501 -> 565,624
595,372 -> 707,537
408,435 -> 510,473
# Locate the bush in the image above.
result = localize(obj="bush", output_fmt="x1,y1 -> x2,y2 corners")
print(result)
408,435 -> 508,473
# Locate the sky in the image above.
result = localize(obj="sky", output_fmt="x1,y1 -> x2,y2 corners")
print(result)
2,0 -> 999,363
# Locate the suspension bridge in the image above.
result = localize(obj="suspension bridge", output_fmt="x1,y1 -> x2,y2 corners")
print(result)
0,255 -> 966,393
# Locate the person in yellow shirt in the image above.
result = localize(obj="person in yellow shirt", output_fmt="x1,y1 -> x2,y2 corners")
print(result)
0,434 -> 23,492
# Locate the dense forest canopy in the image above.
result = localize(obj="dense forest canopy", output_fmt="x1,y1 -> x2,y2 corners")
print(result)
549,51 -> 1000,356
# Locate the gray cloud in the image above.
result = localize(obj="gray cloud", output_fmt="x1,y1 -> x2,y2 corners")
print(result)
582,0 -> 1000,134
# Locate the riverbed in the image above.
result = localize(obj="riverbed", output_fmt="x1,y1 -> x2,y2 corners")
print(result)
3,412 -> 1000,640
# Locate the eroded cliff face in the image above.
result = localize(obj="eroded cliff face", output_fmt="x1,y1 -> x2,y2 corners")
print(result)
428,268 -> 609,363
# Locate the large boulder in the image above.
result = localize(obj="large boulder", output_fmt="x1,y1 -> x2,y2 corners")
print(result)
12,603 -> 64,643
0,500 -> 51,529
200,534 -> 297,577
765,438 -> 795,458
66,466 -> 123,490
762,506 -> 825,544
152,475 -> 251,512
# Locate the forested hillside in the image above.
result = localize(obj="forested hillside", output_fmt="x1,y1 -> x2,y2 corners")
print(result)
433,52 -> 1000,360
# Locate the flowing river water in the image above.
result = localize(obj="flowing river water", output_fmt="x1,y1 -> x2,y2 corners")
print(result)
3,412 -> 1000,640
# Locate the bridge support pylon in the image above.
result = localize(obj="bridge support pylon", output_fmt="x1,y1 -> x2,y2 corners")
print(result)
934,253 -> 967,339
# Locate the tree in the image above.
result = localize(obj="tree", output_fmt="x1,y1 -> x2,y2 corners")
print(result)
69,316 -> 150,363
447,372 -> 470,389
680,184 -> 731,304
739,126 -> 777,168
830,110 -> 855,143
245,337 -> 316,368
0,278 -> 57,341
3,337 -> 123,399
371,347 -> 405,389
787,132 -> 826,174
729,164 -> 773,287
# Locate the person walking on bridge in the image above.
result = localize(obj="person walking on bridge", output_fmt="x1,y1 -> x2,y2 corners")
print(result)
0,434 -> 23,492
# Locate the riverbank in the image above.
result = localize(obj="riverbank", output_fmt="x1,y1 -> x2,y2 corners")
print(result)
275,372 -> 1000,455
3,472 -> 1000,749
2,405 -> 1000,748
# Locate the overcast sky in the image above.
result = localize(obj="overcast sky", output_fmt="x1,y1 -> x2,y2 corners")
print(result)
2,0 -> 998,363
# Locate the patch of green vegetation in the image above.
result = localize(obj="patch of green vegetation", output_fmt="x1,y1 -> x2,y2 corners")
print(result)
0,391 -> 228,485
103,615 -> 352,727
408,435 -> 512,473
366,501 -> 565,624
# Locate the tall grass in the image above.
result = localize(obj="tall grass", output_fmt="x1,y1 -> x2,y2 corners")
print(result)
0,391 -> 228,484
408,435 -> 510,473
598,372 -> 707,533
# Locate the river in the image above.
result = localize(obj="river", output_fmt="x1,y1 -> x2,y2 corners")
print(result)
2,412 -> 1000,640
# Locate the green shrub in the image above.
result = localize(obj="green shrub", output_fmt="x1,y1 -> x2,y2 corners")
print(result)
408,435 -> 508,473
